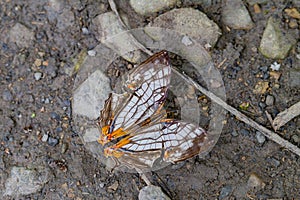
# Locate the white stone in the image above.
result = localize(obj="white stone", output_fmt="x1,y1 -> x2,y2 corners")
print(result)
130,0 -> 178,16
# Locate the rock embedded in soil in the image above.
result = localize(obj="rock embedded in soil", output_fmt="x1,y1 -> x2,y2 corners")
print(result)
41,133 -> 49,142
4,166 -> 49,197
219,185 -> 232,199
8,23 -> 34,48
2,90 -> 13,101
146,8 -> 221,47
73,69 -> 111,119
130,0 -> 178,16
247,173 -> 265,190
265,95 -> 275,106
138,185 -> 170,200
288,68 -> 300,88
246,0 -> 268,5
222,0 -> 254,30
259,17 -> 297,59
255,131 -> 266,144
93,12 -> 142,63
239,129 -> 250,136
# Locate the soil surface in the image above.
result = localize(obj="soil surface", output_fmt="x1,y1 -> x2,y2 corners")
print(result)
0,1 -> 299,200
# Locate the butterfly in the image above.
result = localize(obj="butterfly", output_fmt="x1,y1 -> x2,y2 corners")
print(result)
98,51 -> 210,170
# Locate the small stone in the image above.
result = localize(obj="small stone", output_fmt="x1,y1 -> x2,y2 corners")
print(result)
222,0 -> 254,29
44,98 -> 50,104
288,69 -> 300,88
291,135 -> 299,143
239,129 -> 250,136
146,8 -> 221,47
41,134 -> 49,142
4,167 -> 49,196
138,185 -> 170,200
256,131 -> 266,144
99,182 -> 105,188
48,137 -> 59,146
247,173 -> 265,189
88,50 -> 96,56
55,127 -> 63,133
259,66 -> 268,73
130,0 -> 177,16
82,27 -> 89,34
219,185 -> 232,199
8,23 -> 34,48
93,12 -> 142,63
2,90 -> 13,101
267,157 -> 280,167
262,72 -> 269,80
34,72 -> 42,80
259,17 -> 296,59
231,130 -> 239,137
265,95 -> 275,106
50,112 -> 61,121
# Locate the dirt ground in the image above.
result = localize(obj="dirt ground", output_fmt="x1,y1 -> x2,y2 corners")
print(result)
0,0 -> 299,199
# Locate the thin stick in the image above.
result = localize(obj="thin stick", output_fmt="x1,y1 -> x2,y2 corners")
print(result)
172,68 -> 300,156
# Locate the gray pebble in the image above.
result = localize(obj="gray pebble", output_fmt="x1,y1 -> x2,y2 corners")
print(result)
34,72 -> 42,80
267,157 -> 280,167
3,90 -> 13,101
82,27 -> 89,34
231,130 -> 239,137
55,127 -> 63,133
291,135 -> 299,143
259,102 -> 266,109
256,131 -> 266,144
265,95 -> 275,106
50,112 -> 60,121
41,134 -> 49,142
239,129 -> 250,136
219,185 -> 232,199
88,50 -> 96,56
48,137 -> 59,146
138,185 -> 170,200
44,98 -> 50,104
263,72 -> 270,80
259,66 -> 268,72
99,182 -> 105,188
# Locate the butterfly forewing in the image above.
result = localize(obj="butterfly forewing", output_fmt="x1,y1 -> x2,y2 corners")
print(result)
99,51 -> 171,144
